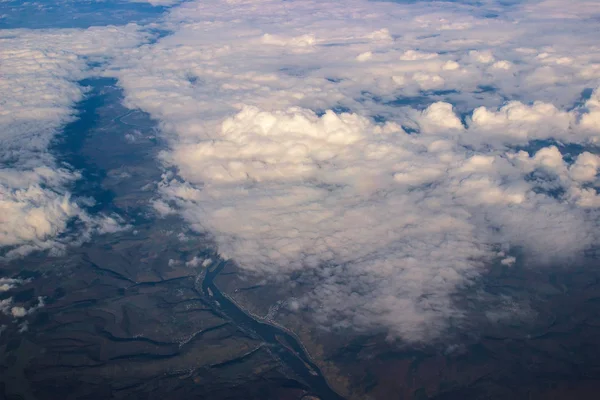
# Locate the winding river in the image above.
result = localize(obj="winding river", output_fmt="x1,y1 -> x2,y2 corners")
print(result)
201,262 -> 345,400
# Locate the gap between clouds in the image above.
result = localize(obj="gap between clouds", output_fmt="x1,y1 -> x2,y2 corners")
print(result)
0,25 -> 148,259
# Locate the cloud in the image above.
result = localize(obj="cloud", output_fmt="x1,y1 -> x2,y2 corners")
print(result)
0,272 -> 44,325
0,277 -> 25,293
152,105 -> 598,340
0,296 -> 45,319
129,0 -> 181,6
0,25 -> 146,259
111,0 -> 600,342
185,256 -> 211,267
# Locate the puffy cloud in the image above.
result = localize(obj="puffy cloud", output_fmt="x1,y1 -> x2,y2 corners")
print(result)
11,306 -> 28,318
0,296 -> 45,319
464,99 -> 600,147
111,0 -> 600,342
417,102 -> 465,133
152,104 -> 598,340
0,25 -> 146,259
185,256 -> 212,267
570,152 -> 600,182
581,87 -> 600,131
0,277 -> 25,293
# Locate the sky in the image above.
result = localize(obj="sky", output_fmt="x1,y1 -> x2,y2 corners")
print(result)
1,0 -> 600,342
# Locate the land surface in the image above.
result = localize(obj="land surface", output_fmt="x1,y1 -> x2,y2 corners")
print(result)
3,77 -> 600,400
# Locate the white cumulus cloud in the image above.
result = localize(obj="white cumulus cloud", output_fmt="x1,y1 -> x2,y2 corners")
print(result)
110,0 -> 600,342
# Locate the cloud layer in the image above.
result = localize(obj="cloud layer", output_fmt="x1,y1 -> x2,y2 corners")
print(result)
0,25 -> 146,259
112,0 -> 600,342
